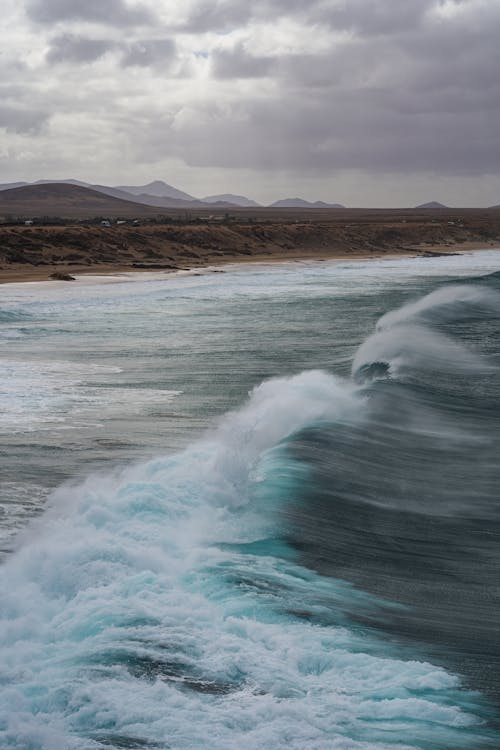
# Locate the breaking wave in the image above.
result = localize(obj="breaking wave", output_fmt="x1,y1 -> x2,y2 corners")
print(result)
1,283 -> 500,749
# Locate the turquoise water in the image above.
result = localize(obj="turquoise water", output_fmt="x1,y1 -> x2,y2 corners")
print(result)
1,252 -> 500,749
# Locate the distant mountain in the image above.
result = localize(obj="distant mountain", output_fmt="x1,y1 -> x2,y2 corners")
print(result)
0,183 -> 168,219
34,178 -> 91,188
415,201 -> 448,209
112,192 -> 235,210
0,182 -> 29,191
8,179 -> 143,204
74,181 -> 229,209
31,181 -> 145,203
202,193 -> 260,207
0,180 -> 351,211
0,179 -> 235,210
0,182 -> 243,219
270,198 -> 345,208
116,180 -> 195,202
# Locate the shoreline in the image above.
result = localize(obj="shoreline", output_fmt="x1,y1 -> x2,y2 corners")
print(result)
3,207 -> 500,285
1,240 -> 497,286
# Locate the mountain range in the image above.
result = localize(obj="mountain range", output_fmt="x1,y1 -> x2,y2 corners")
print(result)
0,179 -> 345,210
1,181 -> 495,210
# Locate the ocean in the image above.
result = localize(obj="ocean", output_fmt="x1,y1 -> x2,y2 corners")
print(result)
1,251 -> 500,749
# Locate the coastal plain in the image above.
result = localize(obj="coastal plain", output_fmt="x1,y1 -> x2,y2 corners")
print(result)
2,207 -> 500,283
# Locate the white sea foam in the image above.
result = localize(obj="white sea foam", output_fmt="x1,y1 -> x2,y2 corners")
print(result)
0,371 -> 482,749
2,250 -> 500,749
0,359 -> 180,434
352,323 -> 486,378
353,284 -> 500,379
377,284 -> 500,330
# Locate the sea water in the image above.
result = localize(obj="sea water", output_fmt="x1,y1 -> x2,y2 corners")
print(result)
1,252 -> 500,749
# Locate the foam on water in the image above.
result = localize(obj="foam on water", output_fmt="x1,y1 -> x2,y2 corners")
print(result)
0,483 -> 50,556
0,360 -> 181,435
2,251 -> 500,749
0,370 -> 493,749
376,284 -> 500,330
352,285 -> 500,381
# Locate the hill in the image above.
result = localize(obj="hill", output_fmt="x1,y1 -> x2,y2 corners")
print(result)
0,179 -> 239,209
116,180 -> 195,202
0,183 -> 166,219
110,191 -> 234,210
415,201 -> 448,209
0,180 -> 351,211
270,198 -> 345,208
0,181 -> 30,191
202,194 -> 261,207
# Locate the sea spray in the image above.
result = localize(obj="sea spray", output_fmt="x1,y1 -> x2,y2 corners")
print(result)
376,284 -> 500,329
353,284 -> 500,381
0,370 -> 490,749
2,254 -> 500,749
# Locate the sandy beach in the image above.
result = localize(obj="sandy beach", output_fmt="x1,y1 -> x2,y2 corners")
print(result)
1,243 -> 495,286
1,209 -> 499,284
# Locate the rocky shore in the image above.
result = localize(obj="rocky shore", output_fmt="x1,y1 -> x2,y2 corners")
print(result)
1,208 -> 500,283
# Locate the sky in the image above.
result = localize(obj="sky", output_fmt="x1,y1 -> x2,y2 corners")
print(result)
1,0 -> 499,206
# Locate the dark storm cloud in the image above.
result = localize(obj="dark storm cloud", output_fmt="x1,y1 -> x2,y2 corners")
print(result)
0,105 -> 49,134
46,34 -> 114,64
121,38 -> 176,67
212,44 -> 274,79
26,0 -> 154,27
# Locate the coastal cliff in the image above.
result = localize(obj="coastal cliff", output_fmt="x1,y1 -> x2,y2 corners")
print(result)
1,209 -> 500,282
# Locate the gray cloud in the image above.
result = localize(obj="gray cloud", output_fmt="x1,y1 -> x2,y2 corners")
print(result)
180,1 -> 252,33
121,38 -> 176,67
134,69 -> 500,177
166,0 -> 499,178
180,0 -> 430,33
44,34 -> 177,69
212,44 -> 274,79
319,0 -> 434,35
3,0 -> 500,204
180,0 -> 333,32
26,0 -> 154,26
0,105 -> 49,134
46,34 -> 114,64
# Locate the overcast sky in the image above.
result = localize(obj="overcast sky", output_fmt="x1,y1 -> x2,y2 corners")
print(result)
1,0 -> 499,205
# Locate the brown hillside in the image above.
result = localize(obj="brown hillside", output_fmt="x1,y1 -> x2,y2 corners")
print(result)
0,183 -> 163,219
